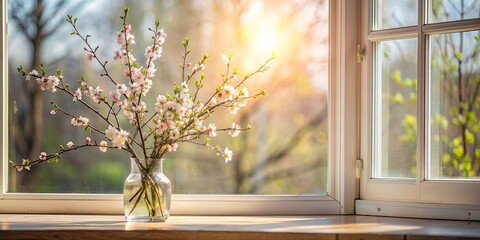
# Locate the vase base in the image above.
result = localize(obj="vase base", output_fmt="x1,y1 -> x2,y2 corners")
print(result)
125,216 -> 169,222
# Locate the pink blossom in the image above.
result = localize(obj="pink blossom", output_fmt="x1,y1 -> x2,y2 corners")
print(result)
192,63 -> 205,72
39,152 -> 47,161
167,120 -> 175,128
169,129 -> 180,140
216,85 -> 236,102
116,84 -> 128,94
26,70 -> 39,81
167,143 -> 179,152
71,116 -> 89,126
37,75 -> 61,92
21,159 -> 31,170
110,91 -> 121,103
207,123 -> 217,137
85,137 -> 92,145
74,88 -> 82,101
146,64 -> 156,78
125,24 -> 132,32
87,53 -> 94,61
156,121 -> 168,135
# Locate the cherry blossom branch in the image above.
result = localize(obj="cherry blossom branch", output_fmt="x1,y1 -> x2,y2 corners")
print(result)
10,143 -> 130,171
181,38 -> 189,83
14,9 -> 275,173
119,8 -> 149,159
66,15 -> 118,87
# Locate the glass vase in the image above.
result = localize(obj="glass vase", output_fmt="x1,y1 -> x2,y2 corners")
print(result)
123,158 -> 171,222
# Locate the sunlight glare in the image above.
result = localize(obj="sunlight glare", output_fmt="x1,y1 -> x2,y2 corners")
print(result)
248,20 -> 279,57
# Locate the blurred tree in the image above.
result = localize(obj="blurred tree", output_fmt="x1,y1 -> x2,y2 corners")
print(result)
9,0 -> 85,167
392,0 -> 480,177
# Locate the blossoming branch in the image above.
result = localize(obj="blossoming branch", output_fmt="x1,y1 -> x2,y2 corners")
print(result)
12,7 -> 275,172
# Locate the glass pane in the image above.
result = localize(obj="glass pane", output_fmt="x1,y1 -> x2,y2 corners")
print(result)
8,0 -> 329,194
373,38 -> 418,178
429,30 -> 480,179
429,0 -> 480,23
373,0 -> 418,30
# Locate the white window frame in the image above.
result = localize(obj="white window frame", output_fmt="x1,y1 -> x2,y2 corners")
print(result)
358,0 -> 480,220
0,0 -> 360,215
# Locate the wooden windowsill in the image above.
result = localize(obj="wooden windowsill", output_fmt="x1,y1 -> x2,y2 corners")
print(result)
1,214 -> 480,240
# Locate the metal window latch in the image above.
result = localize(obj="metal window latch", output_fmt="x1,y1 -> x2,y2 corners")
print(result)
355,158 -> 363,179
356,44 -> 366,63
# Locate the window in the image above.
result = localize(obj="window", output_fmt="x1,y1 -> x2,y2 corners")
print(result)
1,0 -> 356,215
359,0 -> 480,219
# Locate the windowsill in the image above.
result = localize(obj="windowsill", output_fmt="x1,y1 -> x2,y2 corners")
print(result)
1,214 -> 480,239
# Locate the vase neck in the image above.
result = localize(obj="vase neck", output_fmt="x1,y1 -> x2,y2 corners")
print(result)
130,158 -> 164,174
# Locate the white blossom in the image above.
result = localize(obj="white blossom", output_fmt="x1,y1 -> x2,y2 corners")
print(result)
99,141 -> 108,152
228,122 -> 240,137
70,116 -> 89,126
222,147 -> 233,163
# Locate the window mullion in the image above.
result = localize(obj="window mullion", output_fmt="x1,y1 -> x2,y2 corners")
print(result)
367,26 -> 417,42
423,18 -> 480,35
417,0 -> 427,191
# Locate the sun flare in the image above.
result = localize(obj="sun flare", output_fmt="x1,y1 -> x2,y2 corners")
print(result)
247,20 -> 279,57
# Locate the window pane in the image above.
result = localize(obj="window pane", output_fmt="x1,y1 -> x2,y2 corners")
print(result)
373,38 -> 418,178
8,0 -> 329,194
373,0 -> 418,30
429,30 -> 480,179
428,0 -> 480,23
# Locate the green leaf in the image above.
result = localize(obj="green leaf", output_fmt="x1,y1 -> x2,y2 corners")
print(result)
392,93 -> 404,103
455,52 -> 462,61
404,78 -> 413,87
17,66 -> 26,76
453,145 -> 464,158
40,64 -> 46,74
391,70 -> 402,85
465,129 -> 475,145
452,137 -> 462,147
436,114 -> 448,130
383,50 -> 390,60
442,153 -> 450,164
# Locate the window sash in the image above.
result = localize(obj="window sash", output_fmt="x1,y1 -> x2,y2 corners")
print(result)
0,0 -> 359,215
360,0 -> 480,206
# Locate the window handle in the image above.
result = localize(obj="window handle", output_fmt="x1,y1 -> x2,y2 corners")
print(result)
355,159 -> 363,179
356,44 -> 366,63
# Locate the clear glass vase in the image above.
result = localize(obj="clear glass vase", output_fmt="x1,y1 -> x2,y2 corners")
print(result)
123,158 -> 171,222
